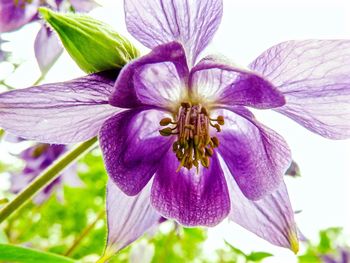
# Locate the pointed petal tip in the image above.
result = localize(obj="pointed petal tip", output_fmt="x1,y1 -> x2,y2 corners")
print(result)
289,229 -> 299,254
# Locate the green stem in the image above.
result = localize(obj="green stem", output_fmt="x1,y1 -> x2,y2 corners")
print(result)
0,137 -> 98,223
32,73 -> 46,86
64,210 -> 105,257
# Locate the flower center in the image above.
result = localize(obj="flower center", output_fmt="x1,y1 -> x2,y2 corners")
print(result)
159,102 -> 224,171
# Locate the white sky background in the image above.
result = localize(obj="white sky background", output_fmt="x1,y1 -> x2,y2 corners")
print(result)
1,0 -> 350,262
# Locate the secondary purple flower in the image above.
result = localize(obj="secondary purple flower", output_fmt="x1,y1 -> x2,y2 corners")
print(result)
322,248 -> 350,263
10,142 -> 83,204
0,0 -> 40,33
1,0 -> 350,253
0,0 -> 98,73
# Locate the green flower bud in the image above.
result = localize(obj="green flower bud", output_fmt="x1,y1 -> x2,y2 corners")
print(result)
39,7 -> 139,73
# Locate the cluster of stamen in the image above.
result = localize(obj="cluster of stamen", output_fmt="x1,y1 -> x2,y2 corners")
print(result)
159,102 -> 224,171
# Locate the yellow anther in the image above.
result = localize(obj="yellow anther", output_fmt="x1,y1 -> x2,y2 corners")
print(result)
181,102 -> 191,108
201,107 -> 208,116
217,116 -> 225,125
183,141 -> 189,150
213,123 -> 221,132
159,117 -> 173,126
159,127 -> 173,136
201,156 -> 210,168
205,147 -> 214,157
185,124 -> 194,130
176,150 -> 183,160
198,147 -> 205,156
172,142 -> 179,152
159,102 -> 223,171
211,137 -> 220,147
194,135 -> 199,146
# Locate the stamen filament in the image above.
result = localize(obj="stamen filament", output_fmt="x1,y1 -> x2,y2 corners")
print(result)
159,103 -> 225,171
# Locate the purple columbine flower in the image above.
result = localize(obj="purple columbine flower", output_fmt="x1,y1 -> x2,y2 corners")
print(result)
10,142 -> 83,204
0,0 -> 98,72
1,0 -> 350,252
322,249 -> 350,263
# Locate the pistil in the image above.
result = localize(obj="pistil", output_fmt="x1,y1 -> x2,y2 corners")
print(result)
159,102 -> 224,171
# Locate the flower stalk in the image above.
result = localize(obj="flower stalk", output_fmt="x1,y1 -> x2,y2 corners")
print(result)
0,137 -> 98,223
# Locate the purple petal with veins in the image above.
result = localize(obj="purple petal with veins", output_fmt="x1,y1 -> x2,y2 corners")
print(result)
0,70 -> 120,144
109,41 -> 189,109
190,56 -> 285,109
35,25 -> 63,74
151,151 -> 230,227
99,108 -> 173,196
124,0 -> 223,65
216,107 -> 291,200
223,162 -> 299,252
250,40 -> 350,139
105,179 -> 161,255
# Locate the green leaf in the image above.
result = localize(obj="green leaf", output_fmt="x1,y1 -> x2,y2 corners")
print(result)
224,241 -> 246,256
39,8 -> 139,73
0,244 -> 76,263
246,251 -> 273,262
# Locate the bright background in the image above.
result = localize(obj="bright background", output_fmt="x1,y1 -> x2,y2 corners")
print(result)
1,0 -> 350,262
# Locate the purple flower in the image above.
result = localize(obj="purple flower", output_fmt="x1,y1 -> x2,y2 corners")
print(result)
1,0 -> 350,252
0,0 -> 98,73
10,142 -> 83,204
322,249 -> 350,263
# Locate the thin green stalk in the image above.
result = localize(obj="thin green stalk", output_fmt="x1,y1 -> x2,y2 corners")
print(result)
64,210 -> 105,256
0,137 -> 98,223
32,73 -> 46,86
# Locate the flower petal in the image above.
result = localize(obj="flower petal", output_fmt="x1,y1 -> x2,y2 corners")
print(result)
99,109 -> 173,196
189,57 -> 285,109
34,25 -> 63,74
250,40 -> 350,139
124,0 -> 223,65
151,151 -> 230,227
70,0 -> 98,12
0,0 -> 39,33
223,166 -> 299,252
109,42 -> 188,109
105,179 -> 161,256
0,70 -> 119,144
216,107 -> 291,200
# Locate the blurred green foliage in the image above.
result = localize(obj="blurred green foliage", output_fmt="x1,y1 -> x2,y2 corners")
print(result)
1,149 -> 349,263
298,227 -> 348,263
